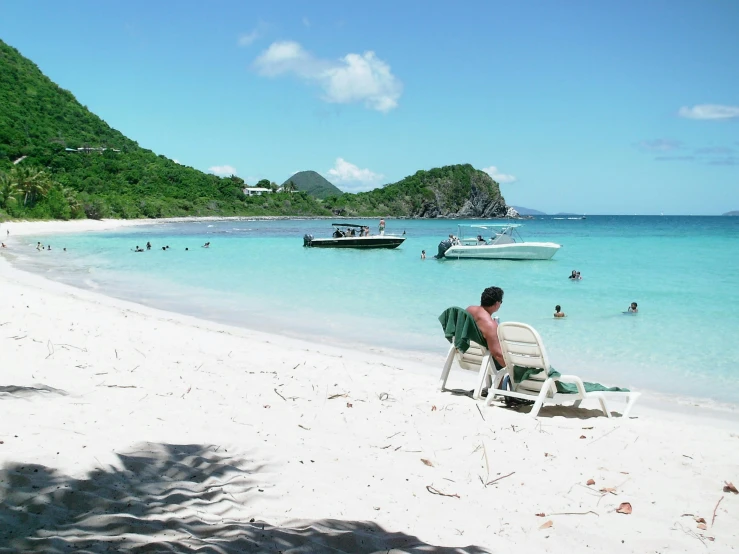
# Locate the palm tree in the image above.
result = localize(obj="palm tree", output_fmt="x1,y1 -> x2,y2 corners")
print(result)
0,171 -> 20,209
10,165 -> 52,206
61,186 -> 82,215
285,180 -> 297,193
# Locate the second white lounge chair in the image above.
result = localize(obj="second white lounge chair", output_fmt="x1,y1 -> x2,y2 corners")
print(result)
488,321 -> 640,418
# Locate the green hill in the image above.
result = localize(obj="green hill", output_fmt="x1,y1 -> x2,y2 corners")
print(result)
282,171 -> 343,199
0,39 -> 328,219
0,39 -> 509,222
323,164 -> 508,218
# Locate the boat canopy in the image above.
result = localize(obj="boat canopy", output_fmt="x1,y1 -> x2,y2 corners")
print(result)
332,223 -> 368,227
462,223 -> 521,230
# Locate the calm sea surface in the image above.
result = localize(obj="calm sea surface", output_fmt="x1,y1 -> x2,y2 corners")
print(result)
9,216 -> 739,404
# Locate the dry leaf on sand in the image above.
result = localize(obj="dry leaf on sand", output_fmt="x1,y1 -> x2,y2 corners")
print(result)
539,520 -> 553,529
431,405 -> 437,411
697,523 -> 707,530
535,513 -> 546,517
586,479 -> 595,486
421,458 -> 434,467
724,481 -> 738,494
695,516 -> 706,524
616,502 -> 632,515
600,487 -> 616,494
579,435 -> 587,439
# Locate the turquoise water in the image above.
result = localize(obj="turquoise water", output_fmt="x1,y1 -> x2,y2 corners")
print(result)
10,216 -> 739,404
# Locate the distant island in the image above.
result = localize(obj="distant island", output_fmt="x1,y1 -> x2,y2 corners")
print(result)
723,211 -> 739,216
282,171 -> 343,200
0,39 -> 511,222
512,206 -> 546,216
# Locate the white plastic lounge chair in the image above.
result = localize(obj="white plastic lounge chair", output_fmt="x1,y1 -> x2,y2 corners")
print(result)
439,339 -> 497,400
488,322 -> 640,418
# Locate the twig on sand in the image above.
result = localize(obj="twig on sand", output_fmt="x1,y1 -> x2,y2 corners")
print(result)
181,386 -> 192,399
712,496 -> 724,527
274,388 -> 287,401
328,393 -> 348,400
10,335 -> 26,340
103,385 -> 137,389
293,363 -> 300,369
134,347 -> 146,358
673,522 -> 707,546
486,471 -> 515,486
56,343 -> 87,351
549,511 -> 600,517
588,427 -> 618,445
426,485 -> 460,498
476,404 -> 485,421
115,349 -> 119,359
298,424 -> 311,431
0,322 -> 10,326
46,340 -> 55,359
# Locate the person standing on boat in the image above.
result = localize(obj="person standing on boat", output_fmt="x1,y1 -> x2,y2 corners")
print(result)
379,219 -> 386,236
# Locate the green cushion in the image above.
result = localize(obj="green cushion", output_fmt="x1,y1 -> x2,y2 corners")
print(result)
512,365 -> 630,394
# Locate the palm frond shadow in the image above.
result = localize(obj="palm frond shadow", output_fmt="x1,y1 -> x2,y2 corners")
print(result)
0,384 -> 67,399
0,443 -> 490,553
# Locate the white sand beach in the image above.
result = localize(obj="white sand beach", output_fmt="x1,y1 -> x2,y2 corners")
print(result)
1,219 -> 738,553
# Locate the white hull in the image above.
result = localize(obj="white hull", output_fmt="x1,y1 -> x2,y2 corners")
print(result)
443,242 -> 561,260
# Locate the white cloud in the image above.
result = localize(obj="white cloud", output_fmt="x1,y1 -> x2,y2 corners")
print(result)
482,166 -> 517,184
208,165 -> 237,176
678,104 -> 739,120
326,158 -> 384,192
238,22 -> 267,47
253,41 -> 403,112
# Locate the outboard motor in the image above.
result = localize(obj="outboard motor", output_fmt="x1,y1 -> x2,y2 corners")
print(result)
303,234 -> 314,247
435,238 -> 453,259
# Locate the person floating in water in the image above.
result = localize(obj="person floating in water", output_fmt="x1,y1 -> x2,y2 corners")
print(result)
554,305 -> 566,318
202,242 -> 210,248
1,242 -> 6,248
628,302 -> 638,313
569,270 -> 577,279
146,242 -> 151,250
133,246 -> 144,252
421,250 -> 426,259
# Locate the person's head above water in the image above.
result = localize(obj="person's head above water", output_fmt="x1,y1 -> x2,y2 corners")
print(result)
631,302 -> 638,310
555,305 -> 562,312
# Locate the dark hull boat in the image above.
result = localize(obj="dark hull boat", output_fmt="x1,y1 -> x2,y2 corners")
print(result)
304,235 -> 405,249
303,223 -> 405,249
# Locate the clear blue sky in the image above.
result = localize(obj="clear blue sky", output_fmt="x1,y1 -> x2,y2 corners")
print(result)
1,0 -> 737,214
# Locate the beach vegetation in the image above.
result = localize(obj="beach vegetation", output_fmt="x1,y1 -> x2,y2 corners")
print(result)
0,38 -> 509,221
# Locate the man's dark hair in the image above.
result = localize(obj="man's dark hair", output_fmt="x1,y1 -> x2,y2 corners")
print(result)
481,286 -> 504,307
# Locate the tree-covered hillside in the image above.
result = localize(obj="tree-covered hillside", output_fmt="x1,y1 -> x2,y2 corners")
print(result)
323,164 -> 508,218
0,39 -> 330,220
0,39 -> 508,222
281,171 -> 343,199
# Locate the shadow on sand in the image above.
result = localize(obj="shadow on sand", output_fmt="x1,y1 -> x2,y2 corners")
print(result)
0,443 -> 490,553
0,384 -> 67,399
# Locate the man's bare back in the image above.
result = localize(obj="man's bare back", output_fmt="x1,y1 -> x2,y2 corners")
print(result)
466,285 -> 505,368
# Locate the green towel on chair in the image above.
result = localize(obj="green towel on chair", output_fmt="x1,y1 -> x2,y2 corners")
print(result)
512,365 -> 630,394
438,307 -> 487,353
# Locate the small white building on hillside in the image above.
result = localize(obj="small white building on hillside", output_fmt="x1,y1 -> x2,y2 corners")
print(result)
243,187 -> 272,196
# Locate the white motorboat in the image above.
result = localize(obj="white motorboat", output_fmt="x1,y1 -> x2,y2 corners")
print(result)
435,224 -> 561,260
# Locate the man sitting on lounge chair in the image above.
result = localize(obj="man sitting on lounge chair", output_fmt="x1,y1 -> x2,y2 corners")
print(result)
466,286 -> 507,393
